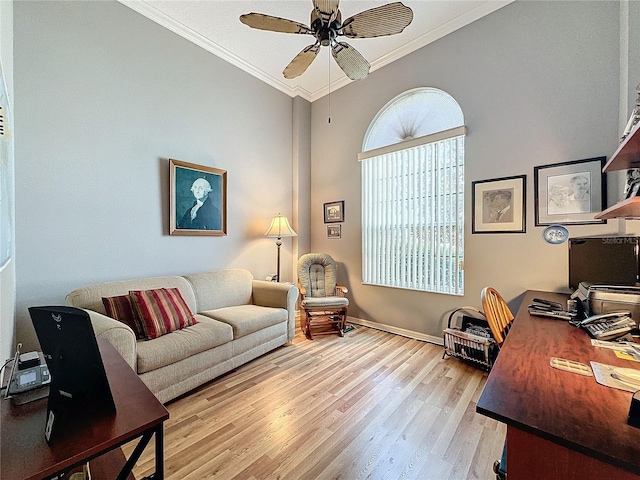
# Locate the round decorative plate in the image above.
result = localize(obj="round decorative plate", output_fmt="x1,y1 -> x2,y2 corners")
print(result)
542,225 -> 569,244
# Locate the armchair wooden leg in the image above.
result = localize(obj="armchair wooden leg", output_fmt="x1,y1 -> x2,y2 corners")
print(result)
304,312 -> 313,340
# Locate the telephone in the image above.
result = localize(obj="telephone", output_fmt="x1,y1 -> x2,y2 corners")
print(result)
577,311 -> 637,341
5,344 -> 51,398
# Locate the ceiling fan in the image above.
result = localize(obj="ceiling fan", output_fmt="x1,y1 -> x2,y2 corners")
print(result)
240,1 -> 413,81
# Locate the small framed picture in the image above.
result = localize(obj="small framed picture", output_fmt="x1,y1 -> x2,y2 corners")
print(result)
324,200 -> 344,223
170,159 -> 227,236
472,175 -> 526,234
627,180 -> 640,200
327,224 -> 341,239
534,157 -> 606,226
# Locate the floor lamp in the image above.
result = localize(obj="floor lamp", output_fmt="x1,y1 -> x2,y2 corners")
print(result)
264,214 -> 297,282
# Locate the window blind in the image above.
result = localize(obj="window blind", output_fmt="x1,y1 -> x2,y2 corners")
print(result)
361,134 -> 465,295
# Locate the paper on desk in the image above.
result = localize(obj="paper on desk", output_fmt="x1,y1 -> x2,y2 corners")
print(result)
615,350 -> 640,362
591,339 -> 640,362
591,361 -> 640,393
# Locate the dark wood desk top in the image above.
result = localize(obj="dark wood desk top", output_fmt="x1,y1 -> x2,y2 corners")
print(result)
1,339 -> 169,480
477,290 -> 640,474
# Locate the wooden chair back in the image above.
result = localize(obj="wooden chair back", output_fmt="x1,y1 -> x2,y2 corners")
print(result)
481,287 -> 514,346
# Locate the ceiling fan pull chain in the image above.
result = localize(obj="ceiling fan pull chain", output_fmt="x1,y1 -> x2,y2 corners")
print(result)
328,53 -> 331,124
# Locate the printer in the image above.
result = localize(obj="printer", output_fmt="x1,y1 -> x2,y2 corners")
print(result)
572,282 -> 640,324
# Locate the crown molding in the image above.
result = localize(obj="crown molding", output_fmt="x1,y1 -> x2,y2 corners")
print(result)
118,0 -> 313,101
119,0 -> 514,103
307,1 -> 515,101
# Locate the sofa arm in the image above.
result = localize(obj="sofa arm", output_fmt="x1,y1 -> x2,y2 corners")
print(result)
85,310 -> 137,371
252,280 -> 299,341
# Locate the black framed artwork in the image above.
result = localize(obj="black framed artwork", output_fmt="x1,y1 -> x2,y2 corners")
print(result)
534,157 -> 606,226
472,175 -> 526,234
324,200 -> 344,223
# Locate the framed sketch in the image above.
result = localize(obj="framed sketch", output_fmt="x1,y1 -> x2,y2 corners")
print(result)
327,224 -> 341,239
170,159 -> 227,236
472,175 -> 526,234
534,157 -> 606,226
324,200 -> 344,223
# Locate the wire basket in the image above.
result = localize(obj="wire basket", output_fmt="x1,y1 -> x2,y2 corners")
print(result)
443,307 -> 497,371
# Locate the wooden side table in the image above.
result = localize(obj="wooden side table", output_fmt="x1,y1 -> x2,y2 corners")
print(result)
1,339 -> 169,480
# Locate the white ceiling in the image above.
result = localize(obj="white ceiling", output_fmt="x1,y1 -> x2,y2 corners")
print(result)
120,0 -> 514,102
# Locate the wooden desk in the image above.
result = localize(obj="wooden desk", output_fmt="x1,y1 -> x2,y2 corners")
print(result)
477,290 -> 640,479
1,339 -> 169,480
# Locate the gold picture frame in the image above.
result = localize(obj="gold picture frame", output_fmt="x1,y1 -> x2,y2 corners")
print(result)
170,159 -> 227,236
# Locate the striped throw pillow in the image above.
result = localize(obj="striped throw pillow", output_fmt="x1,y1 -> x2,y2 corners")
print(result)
102,294 -> 145,339
129,288 -> 197,339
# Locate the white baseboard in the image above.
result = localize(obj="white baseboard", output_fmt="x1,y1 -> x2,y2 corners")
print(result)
346,316 -> 444,346
295,310 -> 444,346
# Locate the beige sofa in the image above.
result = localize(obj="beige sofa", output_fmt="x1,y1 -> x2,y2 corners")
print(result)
65,269 -> 298,403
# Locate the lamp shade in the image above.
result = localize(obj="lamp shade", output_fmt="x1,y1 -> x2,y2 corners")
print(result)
264,214 -> 297,238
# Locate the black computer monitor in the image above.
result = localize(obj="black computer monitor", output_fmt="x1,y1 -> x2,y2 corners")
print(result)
569,236 -> 640,290
29,306 -> 116,442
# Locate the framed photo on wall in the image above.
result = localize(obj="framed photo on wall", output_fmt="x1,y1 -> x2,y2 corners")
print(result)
472,175 -> 526,234
327,224 -> 341,239
324,200 -> 344,223
534,157 -> 606,226
170,159 -> 227,236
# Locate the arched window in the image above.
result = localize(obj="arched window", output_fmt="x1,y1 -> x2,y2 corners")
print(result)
359,88 -> 465,295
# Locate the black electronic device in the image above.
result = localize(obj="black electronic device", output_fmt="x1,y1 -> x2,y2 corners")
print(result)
569,236 -> 640,290
577,311 -> 636,341
4,344 -> 51,402
29,306 -> 116,443
8,359 -> 50,395
528,297 -> 577,321
528,308 -> 576,321
531,298 -> 564,311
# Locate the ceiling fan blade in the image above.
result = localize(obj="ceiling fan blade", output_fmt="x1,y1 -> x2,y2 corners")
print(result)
341,2 -> 413,38
283,44 -> 321,79
240,13 -> 311,35
312,0 -> 340,22
331,41 -> 370,80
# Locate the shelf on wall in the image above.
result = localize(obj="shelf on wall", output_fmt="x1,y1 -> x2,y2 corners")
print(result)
602,121 -> 640,172
595,196 -> 640,219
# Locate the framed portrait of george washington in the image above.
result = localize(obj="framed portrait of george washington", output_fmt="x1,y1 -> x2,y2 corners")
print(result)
170,159 -> 227,236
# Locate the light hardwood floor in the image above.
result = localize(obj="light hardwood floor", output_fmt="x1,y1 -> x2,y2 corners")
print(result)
124,324 -> 506,480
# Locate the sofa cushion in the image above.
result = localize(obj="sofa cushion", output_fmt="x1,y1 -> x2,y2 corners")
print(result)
200,304 -> 287,338
66,276 -> 198,316
183,269 -> 253,311
136,315 -> 233,373
102,294 -> 145,339
130,288 -> 197,339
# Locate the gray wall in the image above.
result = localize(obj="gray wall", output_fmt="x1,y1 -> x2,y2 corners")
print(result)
0,0 -> 14,363
13,1 -> 298,349
6,0 -> 640,352
628,0 -> 640,118
292,96 -> 312,272
309,1 -> 636,339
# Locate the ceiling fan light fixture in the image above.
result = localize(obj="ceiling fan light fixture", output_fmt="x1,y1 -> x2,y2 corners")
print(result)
240,0 -> 413,81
